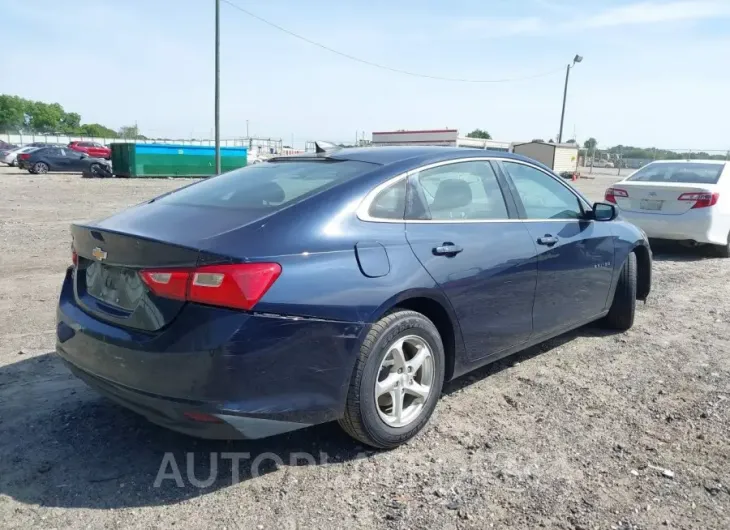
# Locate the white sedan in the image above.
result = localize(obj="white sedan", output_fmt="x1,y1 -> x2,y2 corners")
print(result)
604,160 -> 730,257
1,146 -> 40,167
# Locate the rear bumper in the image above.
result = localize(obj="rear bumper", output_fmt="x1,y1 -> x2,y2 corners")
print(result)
56,269 -> 365,439
618,209 -> 729,245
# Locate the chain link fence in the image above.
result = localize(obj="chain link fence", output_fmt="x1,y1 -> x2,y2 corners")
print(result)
579,148 -> 730,177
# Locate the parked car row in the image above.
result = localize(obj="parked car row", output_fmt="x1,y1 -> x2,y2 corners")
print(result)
2,142 -> 111,175
591,159 -> 615,168
18,146 -> 110,174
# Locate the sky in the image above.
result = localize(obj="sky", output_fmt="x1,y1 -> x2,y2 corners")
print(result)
3,0 -> 730,150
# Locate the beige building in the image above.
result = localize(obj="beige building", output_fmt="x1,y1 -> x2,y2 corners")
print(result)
511,141 -> 579,173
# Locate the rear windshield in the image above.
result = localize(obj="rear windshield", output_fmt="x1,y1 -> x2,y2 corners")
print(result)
157,160 -> 375,210
628,162 -> 725,184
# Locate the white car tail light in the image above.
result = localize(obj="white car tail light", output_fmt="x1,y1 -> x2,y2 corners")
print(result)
677,192 -> 719,209
604,188 -> 629,204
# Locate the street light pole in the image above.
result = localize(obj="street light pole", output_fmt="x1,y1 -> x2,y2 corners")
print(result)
214,0 -> 221,174
557,54 -> 582,144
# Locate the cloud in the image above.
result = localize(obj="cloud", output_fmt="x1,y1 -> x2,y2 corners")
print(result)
582,0 -> 730,28
455,16 -> 544,37
455,0 -> 730,36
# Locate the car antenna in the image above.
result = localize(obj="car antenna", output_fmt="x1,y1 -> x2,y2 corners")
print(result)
315,141 -> 341,154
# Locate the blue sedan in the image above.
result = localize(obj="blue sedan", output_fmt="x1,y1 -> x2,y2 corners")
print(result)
56,146 -> 651,448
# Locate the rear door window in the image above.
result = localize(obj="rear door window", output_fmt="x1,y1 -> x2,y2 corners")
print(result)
158,160 -> 375,211
627,162 -> 725,184
412,161 -> 509,220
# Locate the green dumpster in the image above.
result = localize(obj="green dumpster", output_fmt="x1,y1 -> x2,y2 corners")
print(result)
110,143 -> 247,177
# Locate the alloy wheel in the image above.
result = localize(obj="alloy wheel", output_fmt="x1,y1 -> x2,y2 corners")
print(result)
375,335 -> 435,428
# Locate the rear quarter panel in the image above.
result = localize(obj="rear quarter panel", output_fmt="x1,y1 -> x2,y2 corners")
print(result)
194,164 -> 464,326
201,172 -> 448,324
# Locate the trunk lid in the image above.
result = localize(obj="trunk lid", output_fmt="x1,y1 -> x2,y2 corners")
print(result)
71,224 -> 203,332
70,201 -> 270,332
612,181 -> 718,215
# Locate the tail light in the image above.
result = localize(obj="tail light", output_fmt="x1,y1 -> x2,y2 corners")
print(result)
677,192 -> 719,209
139,270 -> 189,301
604,188 -> 628,204
140,263 -> 281,311
19,153 -> 31,161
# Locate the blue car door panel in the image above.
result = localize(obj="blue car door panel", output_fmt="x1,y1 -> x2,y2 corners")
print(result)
404,160 -> 538,361
499,160 -> 615,336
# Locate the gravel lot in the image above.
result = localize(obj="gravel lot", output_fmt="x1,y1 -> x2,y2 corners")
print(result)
1,166 -> 728,530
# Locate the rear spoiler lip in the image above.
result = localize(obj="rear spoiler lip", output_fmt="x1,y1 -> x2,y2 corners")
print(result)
70,223 -> 233,269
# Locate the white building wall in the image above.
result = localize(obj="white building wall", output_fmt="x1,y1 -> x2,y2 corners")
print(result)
456,137 -> 511,151
372,129 -> 459,146
1,133 -> 287,153
552,146 -> 579,173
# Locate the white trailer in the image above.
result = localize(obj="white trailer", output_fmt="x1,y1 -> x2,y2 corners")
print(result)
511,141 -> 580,175
371,129 -> 510,151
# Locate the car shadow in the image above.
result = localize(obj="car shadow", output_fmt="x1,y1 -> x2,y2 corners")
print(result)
0,353 -> 368,510
443,323 -> 620,396
1,323 -> 618,509
649,239 -> 719,262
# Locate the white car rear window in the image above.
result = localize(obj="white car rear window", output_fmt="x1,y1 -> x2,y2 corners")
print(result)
628,162 -> 724,184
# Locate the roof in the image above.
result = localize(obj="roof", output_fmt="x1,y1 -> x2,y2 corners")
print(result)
513,141 -> 579,149
371,129 -> 458,135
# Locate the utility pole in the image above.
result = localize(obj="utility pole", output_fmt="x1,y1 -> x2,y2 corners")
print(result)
214,0 -> 221,174
246,119 -> 249,138
558,54 -> 582,144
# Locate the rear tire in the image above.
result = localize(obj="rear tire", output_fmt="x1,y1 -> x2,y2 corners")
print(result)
33,162 -> 49,174
603,252 -> 637,331
714,232 -> 730,258
338,310 -> 445,449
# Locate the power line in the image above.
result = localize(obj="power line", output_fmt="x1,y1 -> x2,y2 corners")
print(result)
220,0 -> 565,83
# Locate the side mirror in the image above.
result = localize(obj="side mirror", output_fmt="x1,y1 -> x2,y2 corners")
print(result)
592,202 -> 617,222
80,153 -> 88,158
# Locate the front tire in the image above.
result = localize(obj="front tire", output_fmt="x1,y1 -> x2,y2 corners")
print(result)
339,310 -> 445,449
603,252 -> 637,330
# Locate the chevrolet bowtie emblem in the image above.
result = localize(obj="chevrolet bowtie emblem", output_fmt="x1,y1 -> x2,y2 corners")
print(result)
91,247 -> 108,261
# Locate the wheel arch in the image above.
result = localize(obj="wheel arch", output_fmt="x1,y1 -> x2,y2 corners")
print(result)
370,289 -> 464,382
632,243 -> 651,301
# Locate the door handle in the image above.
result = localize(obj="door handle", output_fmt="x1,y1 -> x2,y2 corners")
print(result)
433,243 -> 463,256
537,235 -> 558,246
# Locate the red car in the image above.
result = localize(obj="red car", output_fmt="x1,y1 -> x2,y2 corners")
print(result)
68,141 -> 111,159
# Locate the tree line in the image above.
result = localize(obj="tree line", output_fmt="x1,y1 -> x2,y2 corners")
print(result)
0,94 -> 145,139
581,137 -> 727,160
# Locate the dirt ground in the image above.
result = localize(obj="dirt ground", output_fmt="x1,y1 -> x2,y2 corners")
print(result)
0,166 -> 728,530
